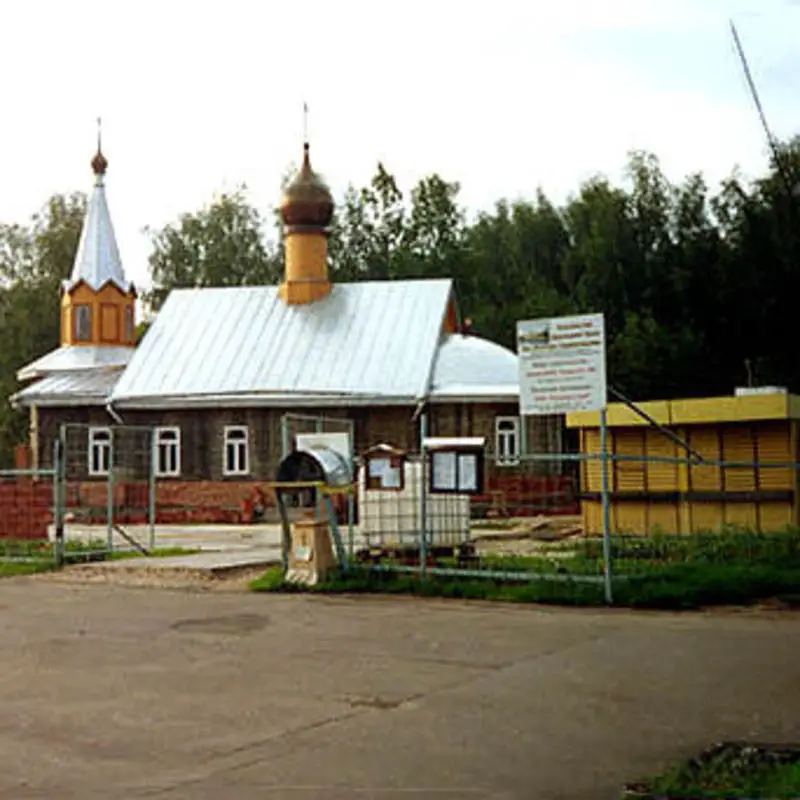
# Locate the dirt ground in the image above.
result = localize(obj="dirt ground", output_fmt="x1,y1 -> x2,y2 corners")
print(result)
0,576 -> 798,799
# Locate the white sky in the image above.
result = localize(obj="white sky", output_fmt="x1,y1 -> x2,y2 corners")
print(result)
1,0 -> 798,292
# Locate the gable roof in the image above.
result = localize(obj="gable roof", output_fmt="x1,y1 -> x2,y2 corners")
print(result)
110,279 -> 454,408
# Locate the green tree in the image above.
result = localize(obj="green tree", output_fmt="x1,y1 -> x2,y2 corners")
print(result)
0,193 -> 86,465
144,186 -> 281,311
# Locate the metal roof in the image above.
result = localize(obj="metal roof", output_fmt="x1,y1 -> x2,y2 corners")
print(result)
429,334 -> 519,402
17,345 -> 135,382
11,369 -> 122,408
62,171 -> 132,294
111,279 -> 454,408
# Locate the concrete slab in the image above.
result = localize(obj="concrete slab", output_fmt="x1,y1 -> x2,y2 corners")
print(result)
0,579 -> 798,799
76,549 -> 280,572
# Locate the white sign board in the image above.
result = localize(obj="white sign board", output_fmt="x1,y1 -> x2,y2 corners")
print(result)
517,313 -> 607,416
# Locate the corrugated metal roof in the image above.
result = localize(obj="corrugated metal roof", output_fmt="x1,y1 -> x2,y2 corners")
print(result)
12,369 -> 121,407
62,171 -> 132,294
430,334 -> 519,402
17,345 -> 135,382
111,279 -> 453,408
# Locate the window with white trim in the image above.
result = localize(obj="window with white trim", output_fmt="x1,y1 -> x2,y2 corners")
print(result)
88,427 -> 111,476
223,425 -> 249,476
495,416 -> 521,466
154,427 -> 181,477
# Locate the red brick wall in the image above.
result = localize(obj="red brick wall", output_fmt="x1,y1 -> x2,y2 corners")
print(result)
63,479 -> 277,525
0,478 -> 52,540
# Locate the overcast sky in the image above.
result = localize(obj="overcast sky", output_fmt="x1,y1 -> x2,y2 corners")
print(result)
1,0 -> 798,291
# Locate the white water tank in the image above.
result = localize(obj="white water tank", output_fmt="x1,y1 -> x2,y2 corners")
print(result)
358,460 -> 470,550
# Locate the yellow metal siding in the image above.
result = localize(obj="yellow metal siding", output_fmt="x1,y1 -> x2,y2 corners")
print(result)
722,426 -> 756,492
688,428 -> 722,492
615,502 -> 647,534
613,429 -> 646,493
645,430 -> 679,491
648,502 -> 680,534
583,428 -> 602,493
757,422 -> 792,491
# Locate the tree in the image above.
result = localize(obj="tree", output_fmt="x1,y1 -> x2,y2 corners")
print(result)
144,186 -> 281,312
0,193 -> 86,465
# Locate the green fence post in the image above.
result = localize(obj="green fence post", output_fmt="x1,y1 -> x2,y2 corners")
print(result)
148,429 -> 156,552
107,430 -> 115,553
52,438 -> 64,568
419,412 -> 428,580
600,408 -> 614,604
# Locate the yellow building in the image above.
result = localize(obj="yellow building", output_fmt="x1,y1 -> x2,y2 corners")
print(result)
566,389 -> 800,535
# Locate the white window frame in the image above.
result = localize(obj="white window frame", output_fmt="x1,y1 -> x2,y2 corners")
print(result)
223,425 -> 250,477
154,426 -> 181,477
495,416 -> 521,466
88,427 -> 111,477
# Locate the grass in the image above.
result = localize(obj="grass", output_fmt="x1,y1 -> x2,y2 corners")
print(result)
251,529 -> 800,610
0,538 -> 199,577
0,561 -> 56,577
631,742 -> 800,798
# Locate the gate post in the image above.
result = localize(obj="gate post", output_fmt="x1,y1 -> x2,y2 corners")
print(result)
107,429 -> 115,552
148,428 -> 156,551
52,437 -> 65,568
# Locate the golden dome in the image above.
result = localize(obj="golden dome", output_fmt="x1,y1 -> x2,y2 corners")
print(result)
280,143 -> 334,229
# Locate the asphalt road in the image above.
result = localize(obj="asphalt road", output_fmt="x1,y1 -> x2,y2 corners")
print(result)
1,578 -> 798,799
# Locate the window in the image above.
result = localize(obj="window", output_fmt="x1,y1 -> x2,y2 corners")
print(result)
223,426 -> 249,476
154,427 -> 181,477
495,416 -> 521,466
125,306 -> 134,343
74,304 -> 92,342
88,427 -> 111,476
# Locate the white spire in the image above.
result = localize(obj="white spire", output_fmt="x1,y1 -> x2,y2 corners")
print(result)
64,125 -> 132,294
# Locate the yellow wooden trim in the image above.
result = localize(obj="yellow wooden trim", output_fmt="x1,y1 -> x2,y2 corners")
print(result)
567,393 -> 800,429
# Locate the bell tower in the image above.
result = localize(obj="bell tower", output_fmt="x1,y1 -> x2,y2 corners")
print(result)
60,123 -> 137,347
278,137 -> 335,306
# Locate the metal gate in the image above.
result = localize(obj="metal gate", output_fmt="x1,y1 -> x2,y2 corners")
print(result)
58,423 -> 156,559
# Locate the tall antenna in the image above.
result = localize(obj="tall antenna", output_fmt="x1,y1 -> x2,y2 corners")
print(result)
303,102 -> 308,144
96,116 -> 103,153
730,20 -> 795,199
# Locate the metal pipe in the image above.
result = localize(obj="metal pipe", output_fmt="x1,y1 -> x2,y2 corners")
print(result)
107,431 -> 115,553
148,431 -> 156,552
365,563 -> 626,585
52,438 -> 64,568
419,412 -> 429,579
600,408 -> 613,604
609,385 -> 704,462
105,400 -> 124,425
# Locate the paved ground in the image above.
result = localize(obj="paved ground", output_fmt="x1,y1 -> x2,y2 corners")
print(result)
0,579 -> 798,800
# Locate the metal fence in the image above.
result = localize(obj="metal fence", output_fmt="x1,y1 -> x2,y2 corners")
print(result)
59,423 -> 155,560
341,443 -> 800,605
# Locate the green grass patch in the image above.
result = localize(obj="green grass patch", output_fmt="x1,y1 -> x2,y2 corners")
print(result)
0,539 -> 200,572
251,561 -> 800,610
0,561 -> 55,578
251,566 -> 607,605
629,742 -> 800,798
